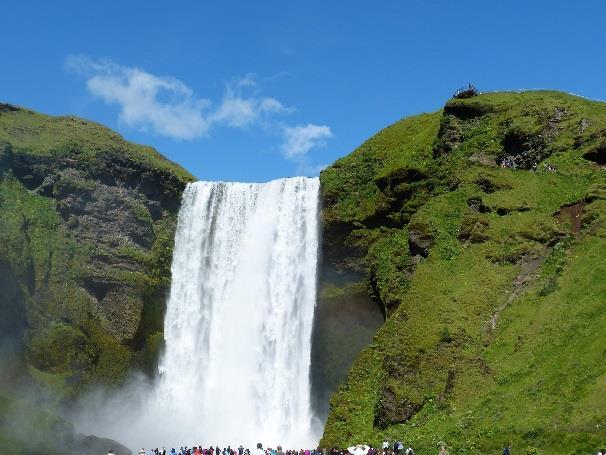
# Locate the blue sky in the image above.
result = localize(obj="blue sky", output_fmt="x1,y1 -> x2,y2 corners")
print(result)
2,1 -> 606,181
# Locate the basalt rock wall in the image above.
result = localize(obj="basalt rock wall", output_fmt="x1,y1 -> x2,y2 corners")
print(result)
0,105 -> 194,397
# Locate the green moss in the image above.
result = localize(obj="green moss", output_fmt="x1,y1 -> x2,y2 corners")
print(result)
0,105 -> 192,399
367,230 -> 411,315
321,112 -> 441,226
0,108 -> 193,180
27,322 -> 93,374
320,91 -> 606,454
136,331 -> 165,376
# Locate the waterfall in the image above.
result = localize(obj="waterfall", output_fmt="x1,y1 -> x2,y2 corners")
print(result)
155,177 -> 320,448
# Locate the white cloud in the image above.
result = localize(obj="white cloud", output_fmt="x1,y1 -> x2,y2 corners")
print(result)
281,124 -> 332,158
66,56 -> 290,141
210,83 -> 290,128
67,56 -> 333,173
259,97 -> 289,115
235,74 -> 256,88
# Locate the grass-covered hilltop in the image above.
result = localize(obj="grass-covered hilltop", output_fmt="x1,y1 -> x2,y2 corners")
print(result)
319,90 -> 606,454
0,103 -> 194,391
0,103 -> 193,452
1,90 -> 605,454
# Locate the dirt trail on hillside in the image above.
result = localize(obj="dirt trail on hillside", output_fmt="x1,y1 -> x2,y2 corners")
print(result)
489,255 -> 544,332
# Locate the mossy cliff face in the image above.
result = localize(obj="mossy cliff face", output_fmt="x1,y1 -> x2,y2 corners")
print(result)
319,91 -> 606,454
0,104 -> 194,397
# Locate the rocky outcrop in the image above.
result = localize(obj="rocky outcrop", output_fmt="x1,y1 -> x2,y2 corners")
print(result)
407,219 -> 434,257
0,107 -> 194,394
374,386 -> 424,428
72,434 -> 132,455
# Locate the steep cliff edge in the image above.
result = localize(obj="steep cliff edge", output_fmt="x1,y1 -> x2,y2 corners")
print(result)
0,103 -> 194,399
319,91 -> 606,453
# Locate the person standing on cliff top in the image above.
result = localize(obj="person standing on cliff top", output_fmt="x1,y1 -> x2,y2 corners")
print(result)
502,444 -> 511,455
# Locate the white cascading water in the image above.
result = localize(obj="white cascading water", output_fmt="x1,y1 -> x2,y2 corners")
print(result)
155,177 -> 320,448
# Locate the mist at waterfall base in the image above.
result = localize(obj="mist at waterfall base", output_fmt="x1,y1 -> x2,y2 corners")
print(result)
74,177 -> 323,450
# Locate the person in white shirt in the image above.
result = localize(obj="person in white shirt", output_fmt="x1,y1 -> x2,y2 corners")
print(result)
382,441 -> 389,451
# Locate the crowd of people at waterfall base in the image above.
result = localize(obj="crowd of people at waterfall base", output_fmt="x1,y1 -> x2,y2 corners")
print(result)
105,439 -> 606,454
125,442 -> 421,455
105,440 -> 424,455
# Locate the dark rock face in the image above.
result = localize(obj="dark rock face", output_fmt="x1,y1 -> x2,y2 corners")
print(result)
55,169 -> 155,249
433,114 -> 463,157
375,166 -> 428,191
310,268 -> 384,420
1,149 -> 187,346
497,129 -> 549,170
582,143 -> 606,165
0,103 -> 20,113
434,99 -> 496,157
0,107 -> 194,394
435,101 -> 568,171
466,197 -> 491,213
443,99 -> 493,120
408,220 -> 434,257
0,259 -> 28,339
459,214 -> 490,243
474,174 -> 512,194
374,387 -> 424,428
0,259 -> 28,385
497,108 -> 567,170
7,148 -> 186,211
72,434 -> 132,455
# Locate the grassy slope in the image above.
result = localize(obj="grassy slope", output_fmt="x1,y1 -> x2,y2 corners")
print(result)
320,91 -> 606,454
0,107 -> 191,180
0,105 -> 194,399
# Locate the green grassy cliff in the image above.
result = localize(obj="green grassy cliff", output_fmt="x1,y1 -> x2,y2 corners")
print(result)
0,103 -> 194,402
2,91 -> 605,454
319,91 -> 606,454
